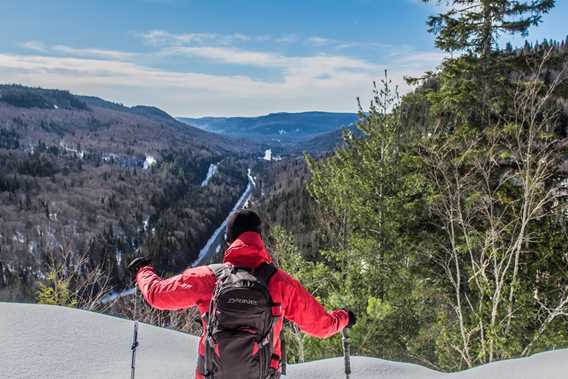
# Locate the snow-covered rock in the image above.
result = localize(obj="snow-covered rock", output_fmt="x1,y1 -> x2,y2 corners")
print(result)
1,302 -> 567,379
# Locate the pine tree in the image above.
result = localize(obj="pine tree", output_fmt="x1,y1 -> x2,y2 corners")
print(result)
505,42 -> 513,53
423,0 -> 556,57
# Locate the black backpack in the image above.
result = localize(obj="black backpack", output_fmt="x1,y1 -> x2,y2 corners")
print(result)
203,262 -> 278,379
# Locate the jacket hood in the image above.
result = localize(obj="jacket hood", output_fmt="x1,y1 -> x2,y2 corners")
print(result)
223,231 -> 272,268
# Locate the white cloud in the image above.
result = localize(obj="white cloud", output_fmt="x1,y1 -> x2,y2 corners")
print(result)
20,41 -> 48,52
159,46 -> 284,67
52,45 -> 138,60
273,34 -> 299,44
307,36 -> 333,47
159,45 -> 379,72
140,30 -> 256,47
0,47 -> 441,116
390,51 -> 446,66
8,29 -> 444,116
139,29 -> 389,51
21,41 -> 137,60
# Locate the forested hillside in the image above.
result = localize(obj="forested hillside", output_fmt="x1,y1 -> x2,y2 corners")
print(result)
255,3 -> 568,372
178,112 -> 358,147
0,86 -> 258,304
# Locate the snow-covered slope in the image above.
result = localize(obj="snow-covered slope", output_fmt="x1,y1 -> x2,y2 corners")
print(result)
1,302 -> 567,379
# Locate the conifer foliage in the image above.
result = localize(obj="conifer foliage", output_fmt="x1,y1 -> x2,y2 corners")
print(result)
423,0 -> 556,56
270,1 -> 568,371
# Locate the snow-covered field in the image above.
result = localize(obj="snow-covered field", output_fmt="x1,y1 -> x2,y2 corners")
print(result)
1,302 -> 567,379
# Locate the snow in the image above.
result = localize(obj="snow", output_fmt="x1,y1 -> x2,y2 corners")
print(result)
200,163 -> 218,187
260,149 -> 282,161
102,153 -> 119,162
263,149 -> 272,161
28,240 -> 39,256
12,231 -> 25,244
286,357 -> 442,379
143,155 -> 157,170
59,141 -> 85,159
115,249 -> 123,266
247,168 -> 256,187
1,302 -> 567,379
1,302 -> 196,379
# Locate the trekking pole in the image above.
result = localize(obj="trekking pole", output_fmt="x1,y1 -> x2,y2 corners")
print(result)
341,328 -> 351,379
131,287 -> 140,379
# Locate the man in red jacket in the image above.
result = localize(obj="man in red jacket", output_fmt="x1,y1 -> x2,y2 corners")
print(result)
128,209 -> 356,379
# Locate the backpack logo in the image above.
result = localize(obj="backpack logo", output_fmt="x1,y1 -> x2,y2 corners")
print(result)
228,297 -> 258,305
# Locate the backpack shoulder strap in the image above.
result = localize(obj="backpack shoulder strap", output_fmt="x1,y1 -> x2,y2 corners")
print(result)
255,263 -> 277,286
208,263 -> 227,279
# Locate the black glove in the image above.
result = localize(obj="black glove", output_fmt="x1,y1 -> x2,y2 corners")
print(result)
346,309 -> 357,328
127,256 -> 152,275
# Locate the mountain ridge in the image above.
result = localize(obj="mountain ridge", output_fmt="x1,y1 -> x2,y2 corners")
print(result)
177,111 -> 358,146
0,84 -> 257,155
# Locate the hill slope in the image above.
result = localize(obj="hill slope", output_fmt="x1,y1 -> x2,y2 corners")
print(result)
1,302 -> 567,379
0,85 -> 256,302
0,85 -> 253,155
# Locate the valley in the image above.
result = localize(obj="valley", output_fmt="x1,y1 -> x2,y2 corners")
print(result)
0,85 -> 352,305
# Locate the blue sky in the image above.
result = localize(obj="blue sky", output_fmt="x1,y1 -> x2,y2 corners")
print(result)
0,0 -> 566,116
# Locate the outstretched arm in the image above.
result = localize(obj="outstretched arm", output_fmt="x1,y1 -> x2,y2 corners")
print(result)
136,265 -> 216,310
280,271 -> 349,338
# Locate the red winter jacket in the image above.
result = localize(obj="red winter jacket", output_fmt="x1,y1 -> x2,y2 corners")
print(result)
136,231 -> 349,378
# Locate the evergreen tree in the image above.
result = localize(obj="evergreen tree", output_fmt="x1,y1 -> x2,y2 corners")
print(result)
423,0 -> 556,57
36,271 -> 77,307
307,73 -> 435,365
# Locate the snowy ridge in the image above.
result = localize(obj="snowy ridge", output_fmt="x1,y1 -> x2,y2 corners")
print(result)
1,303 -> 567,379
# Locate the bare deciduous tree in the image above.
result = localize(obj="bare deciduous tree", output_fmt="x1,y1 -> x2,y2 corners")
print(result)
421,50 -> 568,367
